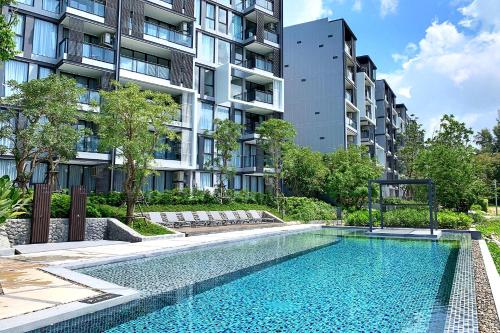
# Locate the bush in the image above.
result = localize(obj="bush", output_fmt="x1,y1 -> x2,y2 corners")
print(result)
438,210 -> 473,230
130,218 -> 173,236
88,192 -> 125,207
345,209 -> 380,227
0,176 -> 30,223
95,204 -> 126,222
283,197 -> 335,222
469,210 -> 486,224
51,193 -> 71,218
384,208 -> 430,228
470,204 -> 483,212
478,198 -> 489,212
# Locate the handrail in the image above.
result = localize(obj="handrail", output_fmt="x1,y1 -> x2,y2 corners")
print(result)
120,56 -> 170,80
144,21 -> 192,48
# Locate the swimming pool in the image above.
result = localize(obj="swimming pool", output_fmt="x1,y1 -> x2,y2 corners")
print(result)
32,228 -> 473,333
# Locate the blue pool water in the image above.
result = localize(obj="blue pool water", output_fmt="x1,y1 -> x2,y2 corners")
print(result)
34,229 -> 460,333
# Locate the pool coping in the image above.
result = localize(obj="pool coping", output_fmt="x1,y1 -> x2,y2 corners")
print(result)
478,239 -> 500,319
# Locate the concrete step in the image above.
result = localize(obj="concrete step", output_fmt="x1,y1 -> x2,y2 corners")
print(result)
366,228 -> 442,240
14,240 -> 129,254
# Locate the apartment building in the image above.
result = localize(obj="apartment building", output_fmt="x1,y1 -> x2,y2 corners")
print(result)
283,18 -> 359,153
0,0 -> 284,193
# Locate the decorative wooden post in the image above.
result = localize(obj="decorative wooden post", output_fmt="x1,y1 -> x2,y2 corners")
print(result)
31,184 -> 52,244
69,186 -> 87,242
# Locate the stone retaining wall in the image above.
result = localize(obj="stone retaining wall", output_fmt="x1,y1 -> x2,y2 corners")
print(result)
1,218 -> 108,246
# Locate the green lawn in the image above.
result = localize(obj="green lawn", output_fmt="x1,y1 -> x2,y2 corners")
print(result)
130,218 -> 174,236
476,218 -> 500,273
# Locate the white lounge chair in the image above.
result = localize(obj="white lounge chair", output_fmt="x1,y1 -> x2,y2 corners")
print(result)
224,211 -> 241,224
248,210 -> 274,223
209,211 -> 227,226
196,211 -> 212,226
181,212 -> 197,228
147,212 -> 163,224
236,210 -> 253,224
165,212 -> 182,228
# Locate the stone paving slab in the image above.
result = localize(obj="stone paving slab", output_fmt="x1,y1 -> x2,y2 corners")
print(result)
0,259 -> 101,320
14,241 -> 128,254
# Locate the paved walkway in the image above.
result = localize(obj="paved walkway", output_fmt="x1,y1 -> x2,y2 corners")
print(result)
0,224 -> 319,321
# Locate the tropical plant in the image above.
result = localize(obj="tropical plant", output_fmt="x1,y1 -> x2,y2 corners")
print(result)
96,81 -> 178,224
0,176 -> 30,223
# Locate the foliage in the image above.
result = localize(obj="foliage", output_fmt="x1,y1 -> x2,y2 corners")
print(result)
397,119 -> 425,180
416,115 -> 485,212
345,209 -> 380,227
50,193 -> 71,218
283,197 -> 335,222
486,243 -> 500,274
283,144 -> 328,197
475,153 -> 500,202
0,1 -> 18,61
437,210 -> 473,230
88,192 -> 126,207
96,82 -> 178,224
1,75 -> 85,191
93,204 -> 126,221
470,204 -> 483,212
130,218 -> 173,236
256,119 -> 296,213
211,119 -> 243,203
479,198 -> 489,212
475,128 -> 495,153
0,176 -> 30,223
324,145 -> 383,210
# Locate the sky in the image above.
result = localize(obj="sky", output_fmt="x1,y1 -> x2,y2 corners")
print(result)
283,0 -> 500,136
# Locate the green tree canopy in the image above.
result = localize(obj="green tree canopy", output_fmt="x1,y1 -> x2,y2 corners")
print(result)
0,1 -> 18,62
97,82 -> 178,224
211,118 -> 243,203
324,145 -> 383,210
283,144 -> 328,197
475,128 -> 495,153
256,119 -> 296,212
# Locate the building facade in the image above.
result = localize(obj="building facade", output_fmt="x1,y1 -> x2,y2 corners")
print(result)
0,0 -> 284,193
283,18 -> 359,153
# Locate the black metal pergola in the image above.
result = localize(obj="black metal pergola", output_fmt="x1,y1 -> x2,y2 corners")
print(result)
368,179 -> 437,234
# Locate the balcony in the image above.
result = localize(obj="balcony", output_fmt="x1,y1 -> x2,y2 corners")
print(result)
120,56 -> 170,80
243,155 -> 257,168
243,0 -> 274,14
77,135 -> 99,153
244,29 -> 279,54
144,21 -> 193,49
264,30 -> 278,44
58,39 -> 115,72
346,116 -> 357,130
63,0 -> 105,23
234,89 -> 273,105
242,57 -> 273,73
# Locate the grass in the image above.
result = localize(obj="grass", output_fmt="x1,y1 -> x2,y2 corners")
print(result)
476,218 -> 500,273
130,218 -> 174,236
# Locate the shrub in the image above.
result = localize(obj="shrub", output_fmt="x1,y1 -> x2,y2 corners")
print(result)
0,176 -> 31,223
88,192 -> 125,207
479,198 -> 489,212
95,204 -> 126,222
283,197 -> 335,222
345,209 -> 380,227
469,210 -> 486,224
51,193 -> 71,218
438,210 -> 473,230
470,204 -> 482,212
384,208 -> 430,228
130,218 -> 173,236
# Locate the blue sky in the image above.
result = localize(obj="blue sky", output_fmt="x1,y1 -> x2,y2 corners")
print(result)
283,0 -> 500,135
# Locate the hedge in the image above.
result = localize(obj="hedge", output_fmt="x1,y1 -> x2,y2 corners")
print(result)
283,197 -> 335,222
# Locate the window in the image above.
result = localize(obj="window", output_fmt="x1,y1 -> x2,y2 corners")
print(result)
195,0 -> 201,25
217,39 -> 230,65
199,102 -> 214,131
0,160 -> 17,180
234,109 -> 243,124
38,67 -> 54,79
33,19 -> 57,58
203,138 -> 214,166
4,60 -> 28,97
17,0 -> 33,5
233,46 -> 243,65
43,0 -> 60,13
203,68 -> 214,97
233,175 -> 242,190
218,8 -> 228,34
215,106 -> 229,121
231,14 -> 243,39
200,34 -> 215,63
12,14 -> 24,51
200,172 -> 213,189
206,3 -> 215,30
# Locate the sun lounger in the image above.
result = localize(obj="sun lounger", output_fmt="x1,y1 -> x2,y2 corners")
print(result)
224,211 -> 242,224
147,212 -> 163,224
195,211 -> 212,226
209,211 -> 228,226
181,212 -> 198,228
165,212 -> 182,228
236,210 -> 253,224
248,210 -> 274,223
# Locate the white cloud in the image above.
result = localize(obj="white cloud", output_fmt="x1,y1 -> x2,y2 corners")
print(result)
283,0 -> 330,27
352,0 -> 362,12
380,0 -> 500,134
458,0 -> 500,30
380,0 -> 398,17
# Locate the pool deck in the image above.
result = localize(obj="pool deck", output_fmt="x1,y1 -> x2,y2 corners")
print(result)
0,224 -> 321,332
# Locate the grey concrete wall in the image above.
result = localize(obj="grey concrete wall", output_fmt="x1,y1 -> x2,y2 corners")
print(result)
284,18 -> 346,153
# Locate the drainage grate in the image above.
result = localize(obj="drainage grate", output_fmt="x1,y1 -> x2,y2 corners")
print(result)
80,293 -> 120,304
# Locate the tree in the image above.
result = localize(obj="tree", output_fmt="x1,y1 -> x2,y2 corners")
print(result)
0,75 -> 84,191
475,128 -> 495,153
283,144 -> 328,197
398,119 -> 425,179
493,119 -> 500,153
0,1 -> 18,62
416,115 -> 485,212
256,119 -> 296,213
97,82 -> 178,224
211,118 -> 243,203
323,145 -> 383,210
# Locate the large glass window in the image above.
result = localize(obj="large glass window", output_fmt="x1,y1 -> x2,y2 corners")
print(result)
0,159 -> 17,180
17,0 -> 33,5
233,175 -> 242,190
38,67 -> 54,79
218,8 -> 228,34
43,0 -> 60,13
199,34 -> 215,63
206,3 -> 215,30
199,102 -> 214,131
217,39 -> 230,65
33,19 -> 57,58
232,15 -> 243,39
200,172 -> 212,189
12,15 -> 24,51
234,46 -> 243,65
195,0 -> 201,25
215,106 -> 230,121
203,138 -> 214,166
4,60 -> 28,97
204,68 -> 214,97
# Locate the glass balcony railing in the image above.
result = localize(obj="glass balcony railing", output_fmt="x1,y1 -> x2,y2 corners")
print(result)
144,21 -> 192,48
65,0 -> 105,17
243,155 -> 257,168
243,57 -> 273,73
245,0 -> 273,11
346,116 -> 357,129
83,43 -> 115,63
264,30 -> 278,44
244,122 -> 261,134
234,89 -> 273,105
77,135 -> 99,153
345,90 -> 354,103
79,89 -> 100,105
120,56 -> 170,80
